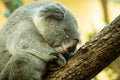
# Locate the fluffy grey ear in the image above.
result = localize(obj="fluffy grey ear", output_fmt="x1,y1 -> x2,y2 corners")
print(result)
40,7 -> 64,20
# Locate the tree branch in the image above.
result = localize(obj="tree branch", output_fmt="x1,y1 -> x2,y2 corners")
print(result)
45,15 -> 120,80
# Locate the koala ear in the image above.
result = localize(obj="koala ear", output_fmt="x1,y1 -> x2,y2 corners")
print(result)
40,7 -> 64,20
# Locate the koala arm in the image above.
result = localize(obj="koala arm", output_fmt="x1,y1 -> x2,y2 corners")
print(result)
6,20 -> 52,60
6,19 -> 66,65
0,20 -> 66,80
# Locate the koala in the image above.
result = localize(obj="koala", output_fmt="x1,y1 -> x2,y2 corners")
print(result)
0,1 -> 80,80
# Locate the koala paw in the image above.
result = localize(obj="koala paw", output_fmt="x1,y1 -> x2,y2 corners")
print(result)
48,52 -> 66,70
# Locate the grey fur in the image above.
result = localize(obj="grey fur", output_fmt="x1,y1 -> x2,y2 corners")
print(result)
0,1 -> 80,80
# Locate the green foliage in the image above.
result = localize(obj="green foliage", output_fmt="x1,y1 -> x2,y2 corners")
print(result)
110,0 -> 120,3
4,0 -> 23,17
103,18 -> 109,24
87,31 -> 97,40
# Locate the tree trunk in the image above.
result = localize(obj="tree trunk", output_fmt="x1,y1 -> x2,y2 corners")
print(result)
100,0 -> 109,23
45,15 -> 120,80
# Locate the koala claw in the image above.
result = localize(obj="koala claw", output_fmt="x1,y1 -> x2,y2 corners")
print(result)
48,52 -> 66,70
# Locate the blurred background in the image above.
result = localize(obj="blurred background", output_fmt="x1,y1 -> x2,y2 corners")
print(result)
0,0 -> 120,80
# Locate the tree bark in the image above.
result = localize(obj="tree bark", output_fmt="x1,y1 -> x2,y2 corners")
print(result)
45,15 -> 120,80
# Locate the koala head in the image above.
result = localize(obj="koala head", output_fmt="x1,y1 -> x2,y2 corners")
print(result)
34,2 -> 81,55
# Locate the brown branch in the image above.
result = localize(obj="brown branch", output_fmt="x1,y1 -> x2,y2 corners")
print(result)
100,0 -> 109,23
45,15 -> 120,80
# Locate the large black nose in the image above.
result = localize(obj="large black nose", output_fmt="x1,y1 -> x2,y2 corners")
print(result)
66,39 -> 79,53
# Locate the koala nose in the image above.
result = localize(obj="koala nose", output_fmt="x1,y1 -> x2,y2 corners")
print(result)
54,39 -> 79,54
66,39 -> 79,53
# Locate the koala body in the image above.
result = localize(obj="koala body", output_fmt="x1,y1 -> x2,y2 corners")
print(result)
0,1 -> 80,80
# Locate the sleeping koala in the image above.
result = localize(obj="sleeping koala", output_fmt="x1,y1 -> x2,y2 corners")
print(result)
0,1 -> 80,80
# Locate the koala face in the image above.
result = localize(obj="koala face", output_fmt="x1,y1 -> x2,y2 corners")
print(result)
34,2 -> 80,54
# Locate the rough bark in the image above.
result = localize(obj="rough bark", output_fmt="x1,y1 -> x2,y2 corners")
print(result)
45,15 -> 120,80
